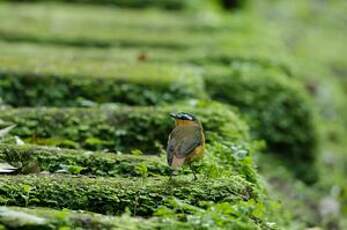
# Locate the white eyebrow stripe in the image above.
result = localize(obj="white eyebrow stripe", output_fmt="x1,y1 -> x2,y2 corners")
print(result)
177,113 -> 194,120
185,115 -> 192,120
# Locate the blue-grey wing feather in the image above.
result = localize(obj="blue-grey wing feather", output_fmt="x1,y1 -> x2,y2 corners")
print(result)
167,126 -> 202,166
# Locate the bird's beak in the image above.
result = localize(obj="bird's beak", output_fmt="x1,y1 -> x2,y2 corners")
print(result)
169,113 -> 177,119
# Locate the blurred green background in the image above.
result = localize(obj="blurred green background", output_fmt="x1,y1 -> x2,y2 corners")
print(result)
0,0 -> 346,229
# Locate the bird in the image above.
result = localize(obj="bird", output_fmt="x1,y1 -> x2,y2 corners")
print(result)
167,112 -> 205,180
137,52 -> 148,62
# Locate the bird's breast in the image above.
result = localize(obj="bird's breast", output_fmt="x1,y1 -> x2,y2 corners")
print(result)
186,144 -> 205,162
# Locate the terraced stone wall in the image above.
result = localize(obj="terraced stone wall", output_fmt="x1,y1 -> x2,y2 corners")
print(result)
0,0 -> 330,228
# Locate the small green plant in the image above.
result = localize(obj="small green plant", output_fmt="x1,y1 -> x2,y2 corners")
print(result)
21,184 -> 32,207
134,163 -> 148,177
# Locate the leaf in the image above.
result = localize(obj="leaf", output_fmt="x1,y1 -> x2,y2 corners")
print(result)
15,136 -> 25,145
55,169 -> 69,174
131,149 -> 143,156
0,125 -> 16,138
153,206 -> 176,217
0,207 -> 46,225
0,163 -> 17,174
135,163 -> 148,177
67,165 -> 84,174
22,184 -> 32,193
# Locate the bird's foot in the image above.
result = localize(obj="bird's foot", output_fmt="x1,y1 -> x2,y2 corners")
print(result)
169,170 -> 178,181
192,172 -> 198,181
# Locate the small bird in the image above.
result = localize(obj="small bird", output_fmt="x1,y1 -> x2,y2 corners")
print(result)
167,112 -> 205,180
137,52 -> 148,62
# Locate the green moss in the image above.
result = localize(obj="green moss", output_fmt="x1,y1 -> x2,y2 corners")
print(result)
0,40 -> 318,181
0,204 -> 273,229
0,144 -> 170,177
0,206 -> 138,229
0,3 -> 265,50
0,141 -> 261,185
0,34 -> 287,72
0,103 -> 248,153
0,2 -> 225,49
203,64 -> 319,183
0,175 -> 257,216
0,63 -> 205,107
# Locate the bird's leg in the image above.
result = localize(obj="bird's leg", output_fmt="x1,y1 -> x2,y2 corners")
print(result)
169,170 -> 173,180
189,164 -> 198,180
169,169 -> 177,181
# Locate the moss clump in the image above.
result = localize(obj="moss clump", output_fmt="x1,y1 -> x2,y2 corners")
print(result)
0,175 -> 257,216
0,144 -> 171,177
0,141 -> 260,185
1,0 -> 199,10
0,204 -> 273,229
0,3 -> 263,50
203,64 -> 319,183
0,63 -> 205,107
0,206 -> 136,229
0,2 -> 222,49
0,103 -> 248,153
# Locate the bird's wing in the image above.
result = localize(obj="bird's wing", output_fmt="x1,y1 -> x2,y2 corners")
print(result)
167,125 -> 202,165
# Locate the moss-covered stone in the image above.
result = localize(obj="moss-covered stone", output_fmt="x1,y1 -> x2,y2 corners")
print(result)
0,4 -> 225,36
0,141 -> 260,187
0,40 -> 318,183
1,0 -> 201,10
0,2 -> 224,49
0,39 -> 283,108
0,205 -> 272,230
0,144 -> 170,177
0,175 -> 257,216
0,206 -> 147,229
203,64 -> 319,183
0,2 -> 263,49
0,103 -> 248,153
0,63 -> 205,107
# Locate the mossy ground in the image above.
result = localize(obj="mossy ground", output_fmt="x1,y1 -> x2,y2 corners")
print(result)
0,0 -> 346,229
0,103 -> 272,228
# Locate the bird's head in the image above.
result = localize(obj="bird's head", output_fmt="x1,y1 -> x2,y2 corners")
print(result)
170,112 -> 199,126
